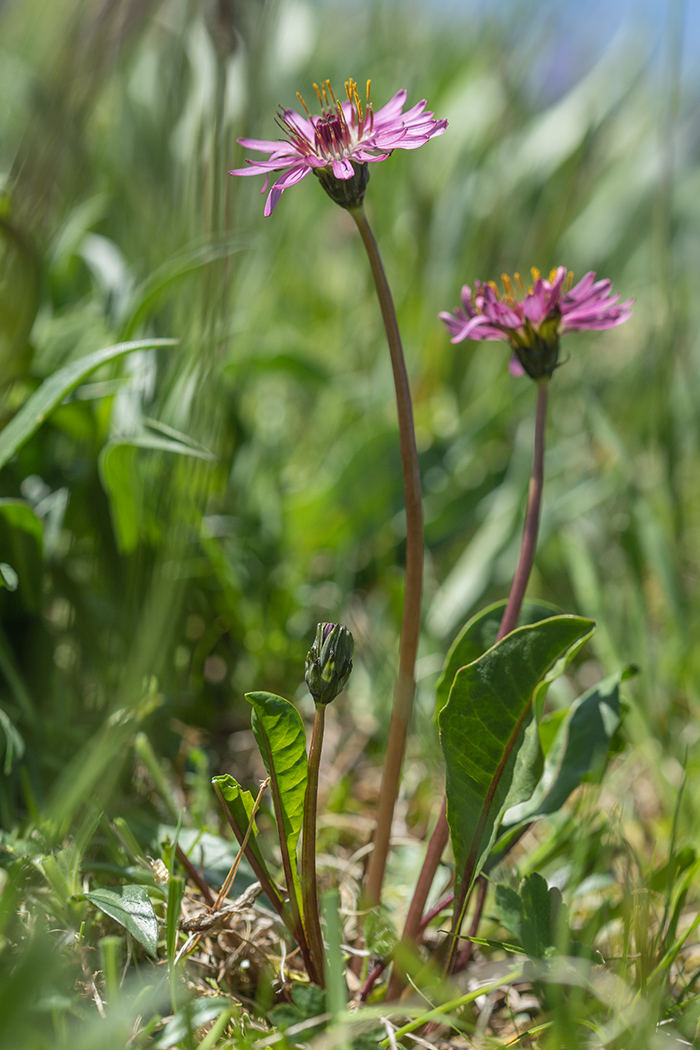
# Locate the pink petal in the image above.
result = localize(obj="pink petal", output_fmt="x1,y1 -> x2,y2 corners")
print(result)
238,136 -> 289,152
331,157 -> 355,178
263,164 -> 311,216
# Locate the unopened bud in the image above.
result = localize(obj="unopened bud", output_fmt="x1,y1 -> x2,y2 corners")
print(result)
305,622 -> 354,705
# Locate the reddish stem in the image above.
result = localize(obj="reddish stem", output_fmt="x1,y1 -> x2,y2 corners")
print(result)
349,206 -> 424,910
496,379 -> 549,642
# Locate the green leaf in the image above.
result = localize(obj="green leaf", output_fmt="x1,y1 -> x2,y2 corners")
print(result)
0,338 -> 177,471
439,615 -> 595,923
499,668 -> 630,833
246,691 -> 308,918
85,884 -> 158,956
494,873 -> 566,959
210,774 -> 288,922
436,599 -> 560,716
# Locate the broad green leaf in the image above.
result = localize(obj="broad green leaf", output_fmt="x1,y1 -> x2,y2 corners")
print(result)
85,884 -> 158,956
436,599 -> 560,716
494,873 -> 566,959
246,691 -> 308,918
0,338 -> 177,471
440,615 -> 595,923
498,667 -> 631,835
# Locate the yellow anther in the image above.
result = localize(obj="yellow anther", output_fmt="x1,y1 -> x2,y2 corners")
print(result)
313,82 -> 325,109
325,79 -> 338,107
514,272 -> 525,292
488,280 -> 500,297
353,84 -> 363,119
366,79 -> 371,104
531,267 -> 541,283
549,268 -> 557,283
567,270 -> 574,291
501,273 -> 515,298
296,92 -> 311,117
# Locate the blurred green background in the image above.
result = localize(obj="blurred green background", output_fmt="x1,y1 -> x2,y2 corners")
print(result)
1,0 -> 698,818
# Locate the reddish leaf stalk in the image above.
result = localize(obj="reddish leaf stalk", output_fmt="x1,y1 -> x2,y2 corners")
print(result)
391,377 -> 550,991
301,703 -> 327,986
348,205 -> 424,909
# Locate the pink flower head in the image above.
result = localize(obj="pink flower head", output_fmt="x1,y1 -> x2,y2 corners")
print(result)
440,267 -> 634,380
230,78 -> 447,215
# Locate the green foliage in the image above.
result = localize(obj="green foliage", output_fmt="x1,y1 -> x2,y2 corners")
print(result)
247,691 -> 308,917
0,0 -> 698,1044
440,615 -> 594,917
494,873 -> 567,959
84,884 -> 159,956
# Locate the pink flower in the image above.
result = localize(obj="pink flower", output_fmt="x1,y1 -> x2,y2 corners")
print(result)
230,78 -> 447,215
440,267 -> 634,379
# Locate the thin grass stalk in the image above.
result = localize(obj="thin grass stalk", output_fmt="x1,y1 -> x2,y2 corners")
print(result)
348,205 -> 424,908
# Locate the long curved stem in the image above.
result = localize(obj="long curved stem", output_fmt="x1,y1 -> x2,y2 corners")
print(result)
301,703 -> 327,984
390,377 -> 550,992
496,378 -> 549,642
349,205 -> 424,909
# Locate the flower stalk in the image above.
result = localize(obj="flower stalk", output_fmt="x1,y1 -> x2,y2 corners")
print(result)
391,376 -> 550,994
348,205 -> 424,909
301,702 -> 327,979
496,378 -> 549,641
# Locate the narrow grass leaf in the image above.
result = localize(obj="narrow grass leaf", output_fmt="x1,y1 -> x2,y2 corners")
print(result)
0,338 -> 177,471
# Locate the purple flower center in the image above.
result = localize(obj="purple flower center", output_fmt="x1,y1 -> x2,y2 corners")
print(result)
279,78 -> 375,165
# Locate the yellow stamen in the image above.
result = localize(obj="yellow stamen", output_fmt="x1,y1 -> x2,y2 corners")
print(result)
567,270 -> 574,291
313,82 -> 325,109
501,273 -> 515,298
514,272 -> 525,292
488,280 -> 500,298
296,92 -> 312,118
531,267 -> 541,283
366,79 -> 371,105
353,82 -> 363,119
325,79 -> 338,107
549,268 -> 557,283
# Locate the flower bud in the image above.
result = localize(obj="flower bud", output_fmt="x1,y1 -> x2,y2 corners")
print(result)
305,622 -> 354,705
313,161 -> 370,210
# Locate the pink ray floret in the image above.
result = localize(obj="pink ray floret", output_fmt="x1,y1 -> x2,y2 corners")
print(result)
230,78 -> 447,215
440,266 -> 633,378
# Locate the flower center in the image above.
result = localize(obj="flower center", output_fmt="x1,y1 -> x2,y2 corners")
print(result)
283,78 -> 374,162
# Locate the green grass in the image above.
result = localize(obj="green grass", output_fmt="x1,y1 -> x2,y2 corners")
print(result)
1,0 -> 699,1046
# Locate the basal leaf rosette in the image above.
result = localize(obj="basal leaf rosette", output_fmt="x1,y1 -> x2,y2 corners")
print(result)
230,78 -> 447,214
440,267 -> 633,380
